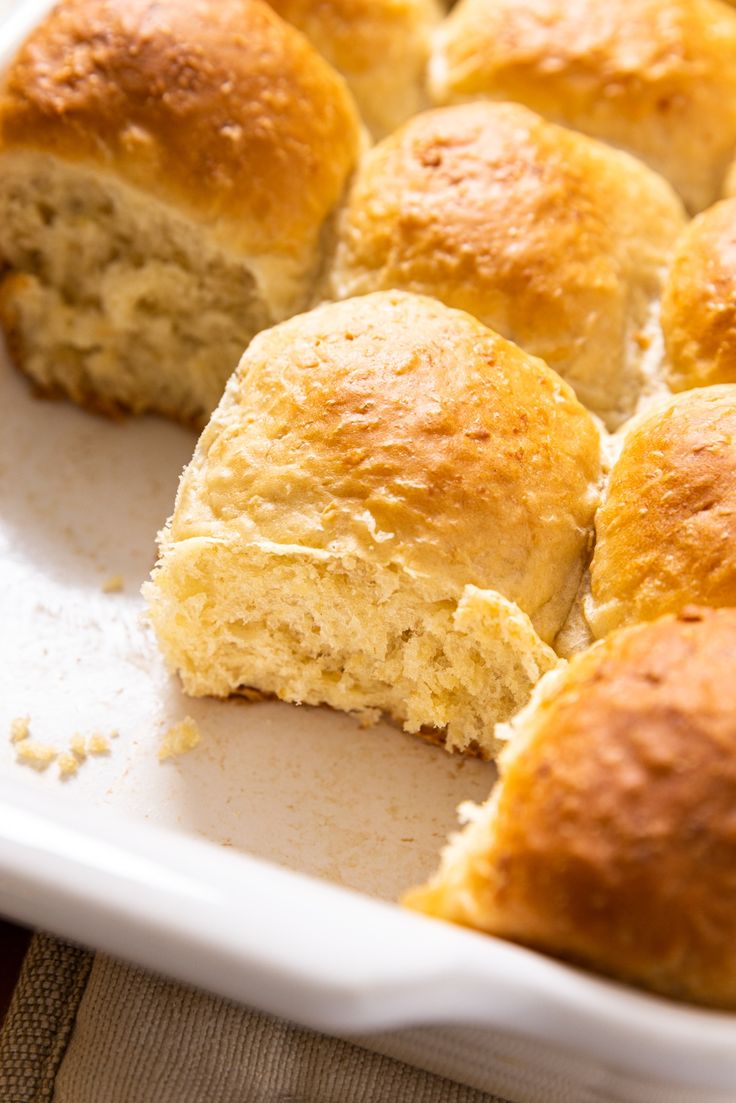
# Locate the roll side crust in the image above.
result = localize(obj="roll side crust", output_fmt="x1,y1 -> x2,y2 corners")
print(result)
406,608 -> 736,1009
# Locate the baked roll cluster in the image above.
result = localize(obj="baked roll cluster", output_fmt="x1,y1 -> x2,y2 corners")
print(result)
5,0 -> 736,1009
430,0 -> 736,213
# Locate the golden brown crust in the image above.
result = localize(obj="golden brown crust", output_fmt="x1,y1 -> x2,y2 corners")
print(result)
269,0 -> 434,71
267,0 -> 440,137
588,387 -> 736,637
431,0 -> 736,212
0,0 -> 361,270
329,101 -> 685,426
407,608 -> 736,1009
172,291 -> 602,644
662,199 -> 736,390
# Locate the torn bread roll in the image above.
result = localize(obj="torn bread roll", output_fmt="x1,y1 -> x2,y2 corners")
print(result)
405,607 -> 736,1009
146,292 -> 601,756
430,0 -> 736,214
587,386 -> 736,638
267,0 -> 441,138
0,0 -> 361,426
328,101 -> 685,428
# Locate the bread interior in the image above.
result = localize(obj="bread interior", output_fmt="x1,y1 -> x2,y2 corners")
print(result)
147,538 -> 560,756
0,152 -> 274,425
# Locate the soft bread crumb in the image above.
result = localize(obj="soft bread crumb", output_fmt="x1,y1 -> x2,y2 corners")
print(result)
57,752 -> 80,779
159,717 -> 201,762
10,715 -> 30,743
88,733 -> 111,755
102,575 -> 124,594
70,734 -> 87,760
15,741 -> 57,771
356,708 -> 381,730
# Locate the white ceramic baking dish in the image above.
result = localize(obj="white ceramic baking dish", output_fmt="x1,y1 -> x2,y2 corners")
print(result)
1,3 -> 735,1098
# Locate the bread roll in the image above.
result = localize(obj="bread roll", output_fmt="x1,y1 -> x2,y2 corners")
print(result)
0,0 -> 361,426
328,101 -> 685,428
267,0 -> 441,138
146,292 -> 601,755
662,199 -> 736,391
587,387 -> 736,637
406,607 -> 736,1009
430,0 -> 736,213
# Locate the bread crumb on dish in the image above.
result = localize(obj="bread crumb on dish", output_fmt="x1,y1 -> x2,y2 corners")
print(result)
10,725 -> 118,779
9,715 -> 30,743
70,734 -> 87,760
159,717 -> 201,762
15,740 -> 57,771
88,733 -> 111,756
101,575 -> 124,593
57,752 -> 80,779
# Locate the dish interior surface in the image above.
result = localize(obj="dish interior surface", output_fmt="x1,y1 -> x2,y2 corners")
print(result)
0,350 -> 494,902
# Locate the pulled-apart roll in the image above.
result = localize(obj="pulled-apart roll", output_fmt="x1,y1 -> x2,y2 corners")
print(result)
328,101 -> 685,428
587,386 -> 736,638
406,607 -> 736,1009
430,0 -> 736,213
147,292 -> 601,755
0,0 -> 361,426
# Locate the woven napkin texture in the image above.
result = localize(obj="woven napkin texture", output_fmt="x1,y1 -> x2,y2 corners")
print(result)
0,936 -> 500,1103
0,936 -> 92,1103
1,934 -> 732,1103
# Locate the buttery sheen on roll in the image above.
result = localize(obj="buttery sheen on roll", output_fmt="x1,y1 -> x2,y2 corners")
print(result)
662,198 -> 736,391
267,0 -> 441,138
430,0 -> 736,213
587,386 -> 736,638
0,0 -> 361,425
147,292 -> 601,755
328,101 -> 686,428
406,607 -> 736,1009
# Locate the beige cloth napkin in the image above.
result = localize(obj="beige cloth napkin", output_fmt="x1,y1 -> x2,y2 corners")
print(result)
0,935 -> 500,1103
1,934 -> 729,1103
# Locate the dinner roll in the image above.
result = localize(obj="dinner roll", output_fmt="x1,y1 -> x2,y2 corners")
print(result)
267,0 -> 441,138
405,607 -> 736,1008
661,199 -> 736,391
0,0 -> 360,426
430,0 -> 736,213
147,292 -> 601,755
587,387 -> 736,638
328,101 -> 686,428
